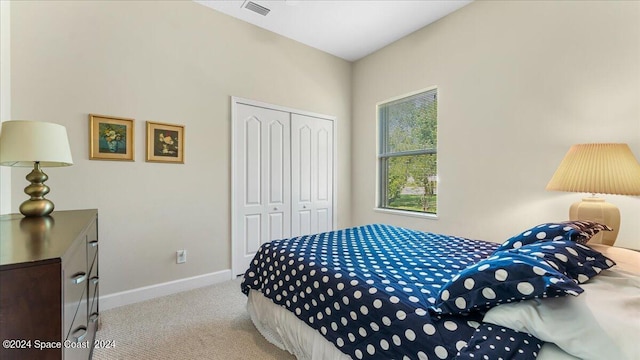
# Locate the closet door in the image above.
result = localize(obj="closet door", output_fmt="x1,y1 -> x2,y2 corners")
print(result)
291,114 -> 334,237
233,104 -> 290,275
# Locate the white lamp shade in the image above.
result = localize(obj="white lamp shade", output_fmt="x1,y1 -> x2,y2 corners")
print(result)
0,120 -> 73,167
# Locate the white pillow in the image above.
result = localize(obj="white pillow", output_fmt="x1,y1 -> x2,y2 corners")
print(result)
483,268 -> 640,360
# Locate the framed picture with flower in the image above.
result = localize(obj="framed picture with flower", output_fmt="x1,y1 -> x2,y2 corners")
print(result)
146,121 -> 185,163
89,114 -> 135,161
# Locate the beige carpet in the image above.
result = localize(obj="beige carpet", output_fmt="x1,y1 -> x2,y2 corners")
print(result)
93,278 -> 296,360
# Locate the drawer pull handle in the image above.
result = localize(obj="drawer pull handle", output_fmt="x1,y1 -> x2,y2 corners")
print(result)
71,272 -> 87,284
89,313 -> 99,323
71,326 -> 88,343
89,240 -> 98,247
91,277 -> 99,285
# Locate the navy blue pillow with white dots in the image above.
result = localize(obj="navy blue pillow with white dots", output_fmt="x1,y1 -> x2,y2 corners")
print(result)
506,240 -> 616,284
431,252 -> 583,315
495,221 -> 613,254
494,223 -> 583,253
455,323 -> 543,360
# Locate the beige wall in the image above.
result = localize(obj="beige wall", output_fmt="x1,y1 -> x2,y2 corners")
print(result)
352,0 -> 640,249
9,1 -> 352,295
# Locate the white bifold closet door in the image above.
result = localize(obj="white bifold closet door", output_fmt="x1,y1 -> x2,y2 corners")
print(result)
291,114 -> 334,237
233,101 -> 334,275
234,104 -> 291,274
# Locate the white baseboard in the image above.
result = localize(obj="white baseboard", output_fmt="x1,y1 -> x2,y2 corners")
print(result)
100,269 -> 233,311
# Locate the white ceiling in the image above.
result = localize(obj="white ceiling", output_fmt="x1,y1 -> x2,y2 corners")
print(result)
195,0 -> 472,62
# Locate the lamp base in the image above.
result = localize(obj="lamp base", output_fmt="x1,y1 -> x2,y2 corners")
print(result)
20,199 -> 55,217
19,162 -> 55,217
569,197 -> 620,246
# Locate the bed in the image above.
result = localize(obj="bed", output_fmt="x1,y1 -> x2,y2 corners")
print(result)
240,223 -> 640,360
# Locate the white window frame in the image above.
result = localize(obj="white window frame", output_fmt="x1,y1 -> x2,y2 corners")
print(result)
375,86 -> 438,219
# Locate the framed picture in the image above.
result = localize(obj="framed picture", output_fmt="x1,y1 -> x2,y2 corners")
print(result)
146,121 -> 185,163
89,114 -> 135,161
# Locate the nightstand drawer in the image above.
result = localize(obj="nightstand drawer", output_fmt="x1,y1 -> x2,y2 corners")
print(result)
66,307 -> 88,345
89,275 -> 99,315
88,241 -> 98,272
65,308 -> 90,360
63,239 -> 88,339
86,220 -> 98,272
89,295 -> 99,330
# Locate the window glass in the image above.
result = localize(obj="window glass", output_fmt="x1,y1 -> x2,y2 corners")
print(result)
378,88 -> 437,214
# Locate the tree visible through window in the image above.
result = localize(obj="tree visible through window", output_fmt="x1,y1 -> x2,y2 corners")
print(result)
378,88 -> 437,214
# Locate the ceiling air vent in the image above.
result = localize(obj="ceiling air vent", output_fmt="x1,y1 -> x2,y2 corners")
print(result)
242,1 -> 271,16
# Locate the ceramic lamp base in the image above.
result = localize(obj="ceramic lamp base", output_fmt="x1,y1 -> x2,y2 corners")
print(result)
569,197 -> 620,246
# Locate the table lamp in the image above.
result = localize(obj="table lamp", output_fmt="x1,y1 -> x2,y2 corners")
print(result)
0,120 -> 73,217
546,143 -> 640,245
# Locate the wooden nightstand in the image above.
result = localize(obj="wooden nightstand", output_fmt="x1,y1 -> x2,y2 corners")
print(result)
589,243 -> 640,273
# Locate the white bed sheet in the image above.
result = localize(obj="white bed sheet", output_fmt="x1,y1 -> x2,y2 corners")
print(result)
484,268 -> 640,360
247,289 -> 570,360
247,289 -> 351,360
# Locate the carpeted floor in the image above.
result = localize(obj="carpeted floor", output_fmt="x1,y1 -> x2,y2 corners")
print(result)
93,278 -> 296,360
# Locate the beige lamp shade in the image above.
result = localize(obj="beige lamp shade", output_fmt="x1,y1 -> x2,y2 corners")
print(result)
546,143 -> 640,195
0,120 -> 73,167
0,120 -> 73,217
546,143 -> 640,246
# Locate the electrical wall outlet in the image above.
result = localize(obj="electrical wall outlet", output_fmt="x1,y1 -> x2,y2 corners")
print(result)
176,250 -> 187,264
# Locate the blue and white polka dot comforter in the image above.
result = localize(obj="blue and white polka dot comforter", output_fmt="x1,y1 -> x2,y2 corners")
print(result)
241,224 -> 543,360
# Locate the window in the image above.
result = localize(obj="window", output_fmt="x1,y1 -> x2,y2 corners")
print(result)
378,87 -> 437,215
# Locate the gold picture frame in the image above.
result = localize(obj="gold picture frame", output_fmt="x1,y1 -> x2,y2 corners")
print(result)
89,114 -> 135,161
146,121 -> 185,163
